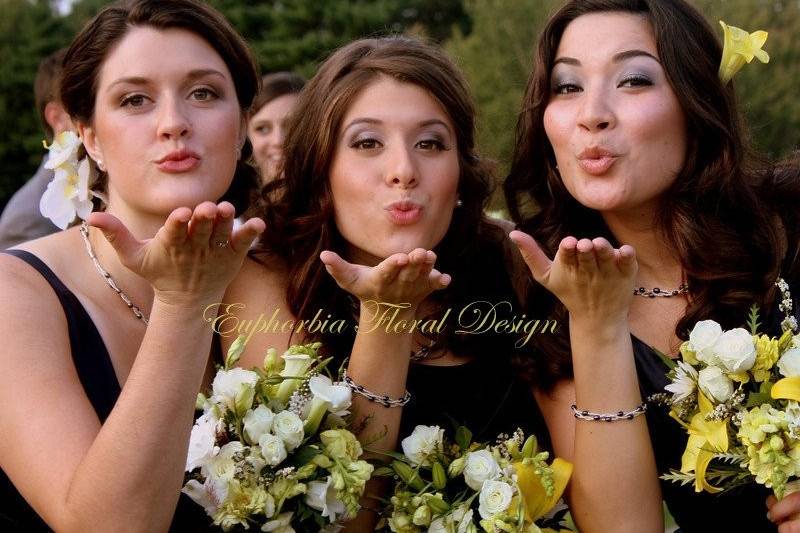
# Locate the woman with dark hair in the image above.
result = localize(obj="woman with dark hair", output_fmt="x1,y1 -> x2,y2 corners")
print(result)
0,0 -> 264,530
248,71 -> 305,184
223,35 -> 546,528
505,0 -> 800,530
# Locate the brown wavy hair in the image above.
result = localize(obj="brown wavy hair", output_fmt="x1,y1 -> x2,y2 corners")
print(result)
59,0 -> 259,214
504,0 -> 799,389
255,36 -> 523,360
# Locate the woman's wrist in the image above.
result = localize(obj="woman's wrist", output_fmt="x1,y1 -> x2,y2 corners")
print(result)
152,291 -> 226,319
357,299 -> 418,331
568,314 -> 630,342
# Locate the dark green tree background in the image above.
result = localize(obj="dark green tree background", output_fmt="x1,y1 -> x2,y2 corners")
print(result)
1,0 -> 798,211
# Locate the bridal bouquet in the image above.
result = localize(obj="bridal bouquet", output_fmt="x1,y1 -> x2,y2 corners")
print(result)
378,425 -> 572,533
661,285 -> 800,498
183,337 -> 373,531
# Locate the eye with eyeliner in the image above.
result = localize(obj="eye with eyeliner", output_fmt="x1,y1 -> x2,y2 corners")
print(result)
618,74 -> 653,88
552,80 -> 582,95
190,86 -> 220,101
348,133 -> 382,150
120,93 -> 149,108
417,135 -> 450,151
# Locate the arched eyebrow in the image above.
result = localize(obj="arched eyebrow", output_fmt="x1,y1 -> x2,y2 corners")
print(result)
553,49 -> 660,67
342,118 -> 452,134
107,69 -> 228,90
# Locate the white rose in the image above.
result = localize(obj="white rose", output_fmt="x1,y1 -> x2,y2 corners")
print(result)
778,347 -> 800,377
463,449 -> 500,491
309,375 -> 352,416
689,320 -> 723,365
244,405 -> 275,444
259,433 -> 288,466
713,328 -> 756,373
478,479 -> 514,519
697,366 -> 734,403
305,477 -> 347,522
401,425 -> 444,466
186,411 -> 220,472
272,410 -> 305,451
212,368 -> 259,412
203,441 -> 245,482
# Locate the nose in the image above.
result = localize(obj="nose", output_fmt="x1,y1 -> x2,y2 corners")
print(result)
156,95 -> 191,140
384,143 -> 418,188
577,85 -> 615,132
268,124 -> 285,147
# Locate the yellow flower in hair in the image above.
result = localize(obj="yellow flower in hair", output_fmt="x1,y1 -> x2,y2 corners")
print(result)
718,21 -> 769,84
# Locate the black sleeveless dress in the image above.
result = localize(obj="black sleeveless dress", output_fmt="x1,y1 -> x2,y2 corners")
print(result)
0,250 -> 214,532
401,355 -> 548,448
634,281 -> 800,533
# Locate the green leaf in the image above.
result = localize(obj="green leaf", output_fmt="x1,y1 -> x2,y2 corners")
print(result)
652,347 -> 677,370
747,305 -> 762,335
455,426 -> 472,450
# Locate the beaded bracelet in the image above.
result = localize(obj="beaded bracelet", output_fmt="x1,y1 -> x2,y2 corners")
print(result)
571,402 -> 647,422
342,370 -> 411,408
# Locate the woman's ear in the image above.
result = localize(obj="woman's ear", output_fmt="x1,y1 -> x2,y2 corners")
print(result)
78,122 -> 105,168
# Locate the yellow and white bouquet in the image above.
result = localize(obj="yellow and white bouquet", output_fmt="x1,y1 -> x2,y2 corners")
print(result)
661,279 -> 800,499
377,425 -> 572,533
183,338 -> 373,531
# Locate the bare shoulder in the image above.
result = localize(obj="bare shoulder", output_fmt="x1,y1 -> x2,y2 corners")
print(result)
228,256 -> 288,298
0,234 -> 105,521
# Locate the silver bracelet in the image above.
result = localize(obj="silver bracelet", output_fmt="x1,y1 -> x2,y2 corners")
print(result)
342,370 -> 411,408
571,402 -> 647,422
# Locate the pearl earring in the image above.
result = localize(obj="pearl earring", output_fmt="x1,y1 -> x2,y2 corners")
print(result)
97,159 -> 106,172
456,199 -> 463,208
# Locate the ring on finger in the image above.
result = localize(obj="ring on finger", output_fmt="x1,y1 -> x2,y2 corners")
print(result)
215,239 -> 229,248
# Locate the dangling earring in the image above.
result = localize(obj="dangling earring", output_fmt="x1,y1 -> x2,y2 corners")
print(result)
456,198 -> 463,208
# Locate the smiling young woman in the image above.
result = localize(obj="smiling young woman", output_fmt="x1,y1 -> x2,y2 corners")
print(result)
506,0 -> 800,531
222,35 -> 548,529
0,1 -> 264,530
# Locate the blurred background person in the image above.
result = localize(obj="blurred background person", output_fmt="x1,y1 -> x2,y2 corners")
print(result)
247,71 -> 304,184
0,49 -> 72,249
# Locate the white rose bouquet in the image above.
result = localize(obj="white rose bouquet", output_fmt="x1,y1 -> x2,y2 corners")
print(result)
183,337 -> 373,531
660,283 -> 800,500
377,425 -> 573,533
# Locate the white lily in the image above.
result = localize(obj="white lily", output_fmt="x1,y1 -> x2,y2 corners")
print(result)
309,375 -> 351,416
276,353 -> 314,402
305,477 -> 347,523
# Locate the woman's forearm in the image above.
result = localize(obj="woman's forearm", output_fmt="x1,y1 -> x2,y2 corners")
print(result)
59,297 -> 219,532
568,317 -> 663,533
